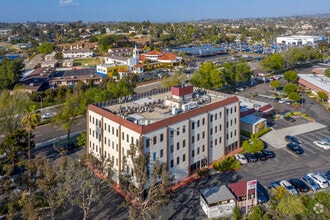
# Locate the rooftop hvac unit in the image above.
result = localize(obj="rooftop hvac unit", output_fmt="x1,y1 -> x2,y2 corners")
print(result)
182,103 -> 191,112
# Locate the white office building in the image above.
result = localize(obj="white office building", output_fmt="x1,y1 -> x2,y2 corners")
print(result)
87,85 -> 240,183
276,35 -> 324,46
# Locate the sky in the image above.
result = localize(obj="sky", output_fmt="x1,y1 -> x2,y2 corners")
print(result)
1,0 -> 330,23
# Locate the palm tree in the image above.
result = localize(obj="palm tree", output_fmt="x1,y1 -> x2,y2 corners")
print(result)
21,104 -> 41,161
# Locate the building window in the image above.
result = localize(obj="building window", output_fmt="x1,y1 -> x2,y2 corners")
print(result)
210,115 -> 213,122
122,132 -> 124,140
182,125 -> 186,133
153,152 -> 157,161
235,118 -> 237,124
210,128 -> 213,135
197,134 -> 200,141
104,137 -> 107,144
177,142 -> 180,150
146,139 -> 150,148
160,134 -> 164,142
170,160 -> 174,168
235,130 -> 237,136
108,125 -> 110,132
226,134 -> 229,140
231,108 -> 233,114
220,112 -> 222,118
219,137 -> 222,143
112,127 -> 114,135
160,149 -> 163,158
197,147 -> 200,155
235,106 -> 237,112
215,113 -> 217,120
215,139 -> 218,146
153,136 -> 157,145
177,127 -> 180,135
197,120 -> 200,127
116,129 -> 118,137
104,123 -> 107,129
226,121 -> 228,128
191,122 -> 195,130
220,124 -> 222,131
183,154 -> 186,162
89,115 -> 91,122
192,136 -> 195,144
215,126 -> 217,133
127,134 -> 129,142
170,130 -> 174,138
183,139 -> 186,148
230,120 -> 233,126
170,144 -> 174,153
192,149 -> 195,157
202,118 -> 205,125
202,131 -> 205,139
202,145 -> 205,152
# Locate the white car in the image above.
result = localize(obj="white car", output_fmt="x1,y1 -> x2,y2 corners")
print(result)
313,141 -> 330,150
41,113 -> 52,119
278,99 -> 286,103
307,173 -> 329,189
279,180 -> 298,195
234,154 -> 248,164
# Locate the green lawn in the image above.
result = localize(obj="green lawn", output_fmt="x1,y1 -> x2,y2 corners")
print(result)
73,58 -> 100,67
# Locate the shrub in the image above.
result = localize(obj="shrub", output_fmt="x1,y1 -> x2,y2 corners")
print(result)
213,156 -> 241,172
197,167 -> 210,177
254,127 -> 271,138
242,137 -> 264,153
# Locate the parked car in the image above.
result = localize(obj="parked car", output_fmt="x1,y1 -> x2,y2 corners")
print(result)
285,135 -> 301,144
268,181 -> 281,190
279,180 -> 298,195
41,113 -> 52,119
317,171 -> 330,183
236,87 -> 245,92
284,117 -> 296,122
243,153 -> 258,162
278,99 -> 286,103
234,154 -> 248,164
285,100 -> 292,105
307,173 -> 329,189
262,149 -> 276,158
257,182 -> 269,204
289,178 -> 310,193
301,175 -> 320,191
313,141 -> 330,150
287,143 -> 304,154
254,151 -> 268,161
273,97 -> 280,102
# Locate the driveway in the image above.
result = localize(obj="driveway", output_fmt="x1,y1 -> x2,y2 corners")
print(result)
260,122 -> 327,149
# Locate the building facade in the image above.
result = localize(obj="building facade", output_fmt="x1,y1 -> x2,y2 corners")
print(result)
276,35 -> 324,46
87,86 -> 240,183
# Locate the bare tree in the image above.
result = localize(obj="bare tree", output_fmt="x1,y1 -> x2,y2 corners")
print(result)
123,142 -> 174,220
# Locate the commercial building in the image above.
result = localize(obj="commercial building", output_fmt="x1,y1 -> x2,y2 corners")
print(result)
298,74 -> 330,102
276,35 -> 324,46
62,49 -> 94,59
200,185 -> 236,218
87,86 -> 240,183
96,63 -> 128,77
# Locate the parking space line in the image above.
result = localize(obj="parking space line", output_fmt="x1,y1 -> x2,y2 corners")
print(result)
302,144 -> 316,154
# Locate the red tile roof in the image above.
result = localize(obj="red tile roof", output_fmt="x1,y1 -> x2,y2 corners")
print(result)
145,50 -> 164,56
227,181 -> 255,197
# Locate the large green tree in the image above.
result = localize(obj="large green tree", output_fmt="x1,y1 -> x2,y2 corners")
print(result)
0,58 -> 24,90
38,42 -> 55,54
260,53 -> 284,72
190,61 -> 224,89
52,90 -> 87,145
284,83 -> 297,95
222,60 -> 252,85
284,70 -> 299,83
270,80 -> 281,91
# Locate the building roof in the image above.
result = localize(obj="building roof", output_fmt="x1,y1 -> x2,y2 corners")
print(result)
63,49 -> 93,53
227,181 -> 255,198
145,50 -> 164,56
240,114 -> 265,125
200,185 -> 235,205
298,74 -> 330,93
89,89 -> 238,135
